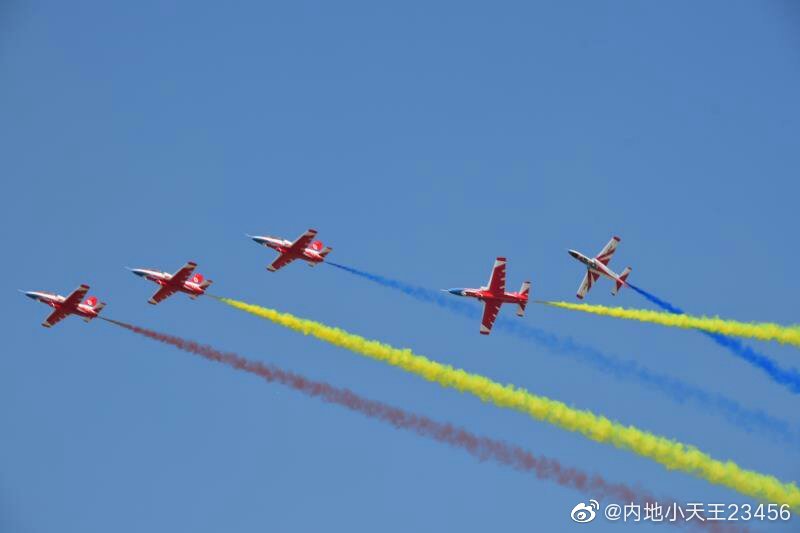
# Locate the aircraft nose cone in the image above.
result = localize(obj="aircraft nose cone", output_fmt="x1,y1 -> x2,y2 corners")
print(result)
568,249 -> 579,259
128,268 -> 147,277
445,288 -> 464,296
22,291 -> 37,300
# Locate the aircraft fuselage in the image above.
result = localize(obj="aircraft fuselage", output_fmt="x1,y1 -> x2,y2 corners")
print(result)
129,268 -> 206,296
251,236 -> 325,263
24,291 -> 98,319
447,288 -> 527,305
568,250 -> 620,281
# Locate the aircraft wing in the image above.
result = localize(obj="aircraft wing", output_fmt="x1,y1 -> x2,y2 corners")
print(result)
149,285 -> 179,305
61,284 -> 90,310
576,271 -> 600,300
595,236 -> 620,266
42,308 -> 69,328
288,229 -> 318,253
479,300 -> 502,335
170,262 -> 198,286
267,254 -> 298,272
485,257 -> 507,293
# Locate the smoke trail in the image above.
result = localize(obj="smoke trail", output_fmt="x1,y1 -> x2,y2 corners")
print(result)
628,285 -> 800,395
539,300 -> 800,350
210,297 -> 800,509
326,262 -> 796,444
628,285 -> 683,314
99,318 -> 656,513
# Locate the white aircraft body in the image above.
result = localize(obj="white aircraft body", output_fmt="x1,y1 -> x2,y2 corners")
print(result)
568,236 -> 631,300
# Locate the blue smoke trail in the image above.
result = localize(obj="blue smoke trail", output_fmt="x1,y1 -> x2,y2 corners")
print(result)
327,262 -> 797,445
629,284 -> 800,395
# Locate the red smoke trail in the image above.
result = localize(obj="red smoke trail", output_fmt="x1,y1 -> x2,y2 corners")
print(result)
102,318 -> 744,532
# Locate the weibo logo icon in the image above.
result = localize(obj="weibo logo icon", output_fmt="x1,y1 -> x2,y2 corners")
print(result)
570,500 -> 599,523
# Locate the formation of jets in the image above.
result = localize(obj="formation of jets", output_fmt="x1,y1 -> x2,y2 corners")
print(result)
22,231 -> 632,335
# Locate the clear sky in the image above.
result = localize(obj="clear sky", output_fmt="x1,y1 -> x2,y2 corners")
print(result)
1,2 -> 798,531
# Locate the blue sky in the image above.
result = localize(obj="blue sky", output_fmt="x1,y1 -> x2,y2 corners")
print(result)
1,2 -> 798,531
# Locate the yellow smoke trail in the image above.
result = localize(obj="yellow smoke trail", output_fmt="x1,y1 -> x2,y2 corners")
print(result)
214,295 -> 800,509
539,301 -> 800,349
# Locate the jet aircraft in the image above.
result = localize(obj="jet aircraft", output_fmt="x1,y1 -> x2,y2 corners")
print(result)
128,261 -> 212,304
22,284 -> 106,328
248,229 -> 332,272
568,236 -> 631,299
444,257 -> 530,335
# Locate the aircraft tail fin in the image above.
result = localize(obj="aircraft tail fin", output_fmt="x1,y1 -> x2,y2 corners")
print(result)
84,301 -> 106,321
517,281 -> 530,316
518,281 -> 531,298
84,296 -> 105,312
612,267 -> 632,295
190,273 -> 213,289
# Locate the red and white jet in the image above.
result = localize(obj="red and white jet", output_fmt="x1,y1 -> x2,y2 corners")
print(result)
248,228 -> 333,272
22,284 -> 106,328
128,261 -> 212,305
444,257 -> 530,335
568,236 -> 632,300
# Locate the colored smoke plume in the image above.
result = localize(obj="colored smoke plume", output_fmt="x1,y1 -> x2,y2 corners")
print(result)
102,318 -> 668,514
209,298 -> 800,509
